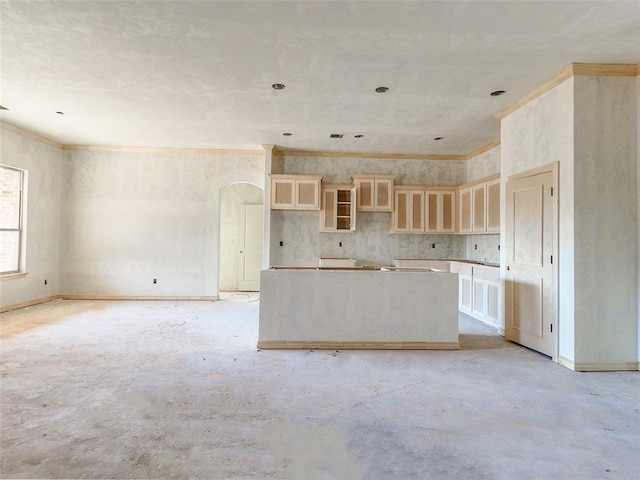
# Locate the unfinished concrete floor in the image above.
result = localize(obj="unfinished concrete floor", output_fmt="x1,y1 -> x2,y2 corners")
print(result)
1,294 -> 638,479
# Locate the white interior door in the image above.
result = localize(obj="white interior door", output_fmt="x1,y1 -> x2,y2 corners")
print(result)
505,171 -> 555,357
237,205 -> 263,291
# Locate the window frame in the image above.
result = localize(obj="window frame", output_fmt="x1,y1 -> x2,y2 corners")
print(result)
0,164 -> 26,275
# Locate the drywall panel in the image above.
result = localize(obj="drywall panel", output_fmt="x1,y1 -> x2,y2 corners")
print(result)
0,128 -> 63,308
270,156 -> 466,267
219,183 -> 263,291
259,269 -> 458,345
501,78 -> 574,357
60,150 -> 264,297
573,75 -> 638,367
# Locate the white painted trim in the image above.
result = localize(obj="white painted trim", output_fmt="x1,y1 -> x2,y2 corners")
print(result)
257,341 -> 461,350
558,356 -> 638,371
1,295 -> 219,313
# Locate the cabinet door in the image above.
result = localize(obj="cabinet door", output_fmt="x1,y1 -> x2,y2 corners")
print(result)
296,179 -> 321,210
425,192 -> 439,233
486,178 -> 500,233
459,274 -> 473,314
410,190 -> 424,232
374,178 -> 393,211
486,280 -> 500,324
271,178 -> 296,209
349,187 -> 357,231
472,276 -> 487,318
392,190 -> 410,232
354,178 -> 375,211
426,191 -> 456,233
459,187 -> 472,233
440,191 -> 456,233
472,183 -> 486,232
320,188 -> 337,231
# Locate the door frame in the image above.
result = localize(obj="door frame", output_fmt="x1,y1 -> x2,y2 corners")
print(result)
218,182 -> 264,294
506,161 -> 559,362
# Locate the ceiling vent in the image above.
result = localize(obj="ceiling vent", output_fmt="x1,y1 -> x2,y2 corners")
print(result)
330,134 -> 343,138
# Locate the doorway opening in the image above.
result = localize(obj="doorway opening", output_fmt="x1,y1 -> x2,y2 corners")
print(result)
219,183 -> 264,292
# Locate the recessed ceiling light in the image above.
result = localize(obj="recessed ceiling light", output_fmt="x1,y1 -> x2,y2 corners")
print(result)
282,132 -> 292,136
354,134 -> 364,138
375,87 -> 389,93
490,90 -> 506,96
434,137 -> 444,141
0,105 -> 8,110
56,111 -> 64,115
272,83 -> 286,90
330,134 -> 343,138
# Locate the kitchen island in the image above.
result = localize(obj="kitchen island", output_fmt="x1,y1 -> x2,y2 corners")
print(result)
258,267 -> 459,350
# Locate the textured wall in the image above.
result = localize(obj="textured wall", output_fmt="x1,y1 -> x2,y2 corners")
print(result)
219,183 -> 263,291
501,78 -> 575,356
465,145 -> 500,183
572,75 -> 638,366
0,129 -> 63,307
270,156 -> 466,267
61,150 -> 264,297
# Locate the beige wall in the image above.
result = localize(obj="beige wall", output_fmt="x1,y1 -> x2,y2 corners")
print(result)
501,75 -> 639,370
573,75 -> 638,367
60,150 -> 264,298
0,129 -> 64,308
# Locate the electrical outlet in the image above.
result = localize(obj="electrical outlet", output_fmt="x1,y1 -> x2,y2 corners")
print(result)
44,279 -> 47,285
339,242 -> 342,247
153,279 -> 157,284
474,244 -> 478,250
431,243 -> 435,248
279,241 -> 284,247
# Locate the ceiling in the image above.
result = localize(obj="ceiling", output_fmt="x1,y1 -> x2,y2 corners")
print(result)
1,1 -> 638,156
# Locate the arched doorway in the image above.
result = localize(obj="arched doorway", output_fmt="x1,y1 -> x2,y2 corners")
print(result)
219,183 -> 264,292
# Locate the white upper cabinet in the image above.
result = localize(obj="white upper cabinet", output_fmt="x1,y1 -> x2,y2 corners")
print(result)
458,174 -> 500,234
270,175 -> 322,210
391,188 -> 424,233
391,187 -> 456,234
352,175 -> 394,212
320,185 -> 356,232
425,189 -> 456,233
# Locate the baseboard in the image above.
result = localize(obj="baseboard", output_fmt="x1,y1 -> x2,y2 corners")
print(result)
60,295 -> 219,301
1,295 -> 219,313
0,295 -> 63,313
257,341 -> 461,350
559,356 -> 639,372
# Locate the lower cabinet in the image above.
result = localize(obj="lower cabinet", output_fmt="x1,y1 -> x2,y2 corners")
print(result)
450,262 -> 500,327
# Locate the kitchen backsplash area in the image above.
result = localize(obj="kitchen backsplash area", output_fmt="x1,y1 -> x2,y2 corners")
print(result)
464,234 -> 501,264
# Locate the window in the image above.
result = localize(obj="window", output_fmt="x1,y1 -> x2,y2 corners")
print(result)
0,165 -> 26,274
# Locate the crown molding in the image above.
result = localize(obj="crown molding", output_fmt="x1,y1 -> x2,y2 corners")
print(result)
273,149 -> 466,161
465,139 -> 500,160
61,145 -> 263,155
0,121 -> 63,148
495,63 -> 638,120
